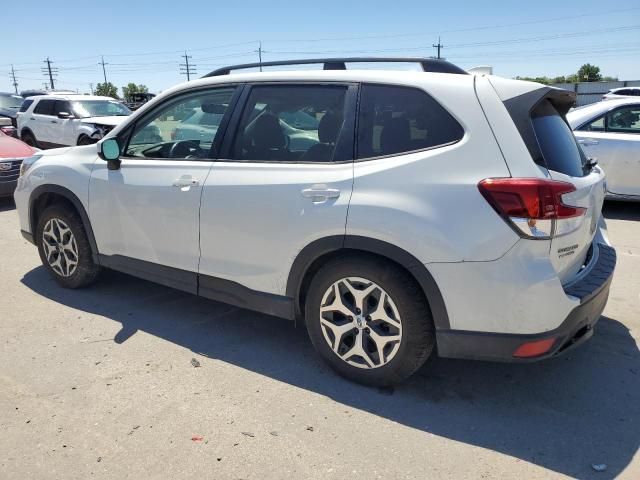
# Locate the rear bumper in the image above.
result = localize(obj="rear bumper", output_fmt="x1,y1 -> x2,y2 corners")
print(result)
437,243 -> 616,362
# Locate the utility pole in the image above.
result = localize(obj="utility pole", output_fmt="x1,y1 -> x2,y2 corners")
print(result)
43,57 -> 56,90
9,65 -> 18,94
89,83 -> 94,95
432,36 -> 444,59
43,82 -> 49,90
179,52 -> 197,81
99,56 -> 108,84
257,41 -> 263,72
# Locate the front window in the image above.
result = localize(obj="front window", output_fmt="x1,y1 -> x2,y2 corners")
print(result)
0,95 -> 23,110
71,100 -> 131,118
125,87 -> 237,159
607,106 -> 640,133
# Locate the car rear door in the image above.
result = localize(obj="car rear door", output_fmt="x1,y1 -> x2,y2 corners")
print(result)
198,83 -> 356,301
31,99 -> 56,145
575,103 -> 640,196
530,99 -> 606,284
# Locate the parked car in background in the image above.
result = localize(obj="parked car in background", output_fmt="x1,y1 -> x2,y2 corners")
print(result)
14,58 -> 616,386
0,130 -> 38,198
20,89 -> 77,99
0,92 -> 24,128
125,92 -> 156,110
0,117 -> 19,138
568,97 -> 640,200
602,87 -> 640,101
17,94 -> 131,148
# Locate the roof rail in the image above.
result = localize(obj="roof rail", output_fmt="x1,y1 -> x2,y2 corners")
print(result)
203,57 -> 468,77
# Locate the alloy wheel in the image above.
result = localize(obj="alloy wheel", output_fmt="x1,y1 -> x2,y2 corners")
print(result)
319,277 -> 402,369
42,218 -> 79,277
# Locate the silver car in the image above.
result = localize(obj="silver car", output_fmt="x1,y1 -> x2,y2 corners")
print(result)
568,98 -> 640,201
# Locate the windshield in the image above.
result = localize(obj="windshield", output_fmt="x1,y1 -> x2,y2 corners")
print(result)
0,95 -> 24,110
71,100 -> 131,118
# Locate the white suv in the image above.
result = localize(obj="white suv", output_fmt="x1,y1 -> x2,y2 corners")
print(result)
17,94 -> 131,148
14,58 -> 616,385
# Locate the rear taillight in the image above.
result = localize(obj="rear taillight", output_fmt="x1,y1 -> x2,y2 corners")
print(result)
478,178 -> 586,240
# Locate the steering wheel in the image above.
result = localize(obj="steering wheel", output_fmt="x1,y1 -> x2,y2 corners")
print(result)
169,140 -> 205,159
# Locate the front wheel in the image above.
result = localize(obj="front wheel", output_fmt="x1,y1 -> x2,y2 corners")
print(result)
305,256 -> 435,386
36,205 -> 101,288
22,131 -> 38,148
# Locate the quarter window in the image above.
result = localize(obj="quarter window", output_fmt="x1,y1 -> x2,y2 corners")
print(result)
33,99 -> 55,116
581,115 -> 605,132
125,87 -> 237,159
231,85 -> 350,162
356,84 -> 464,159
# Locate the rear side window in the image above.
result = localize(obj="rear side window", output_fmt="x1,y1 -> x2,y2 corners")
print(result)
231,85 -> 350,162
19,99 -> 33,112
33,99 -> 55,115
356,84 -> 463,159
531,100 -> 587,177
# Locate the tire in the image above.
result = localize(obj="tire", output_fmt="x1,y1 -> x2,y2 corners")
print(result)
304,255 -> 435,386
22,131 -> 38,148
36,205 -> 101,288
77,135 -> 96,146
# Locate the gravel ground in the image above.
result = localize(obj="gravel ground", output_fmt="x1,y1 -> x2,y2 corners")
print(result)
0,198 -> 638,480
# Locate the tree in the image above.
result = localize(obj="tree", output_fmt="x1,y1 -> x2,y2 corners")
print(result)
577,64 -> 602,82
122,83 -> 149,102
94,82 -> 119,98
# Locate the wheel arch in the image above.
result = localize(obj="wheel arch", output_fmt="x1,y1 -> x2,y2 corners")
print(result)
29,184 -> 99,263
286,235 -> 450,330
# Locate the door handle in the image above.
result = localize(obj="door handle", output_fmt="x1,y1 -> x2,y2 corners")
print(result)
301,185 -> 340,203
578,138 -> 599,146
51,120 -> 58,124
172,176 -> 200,188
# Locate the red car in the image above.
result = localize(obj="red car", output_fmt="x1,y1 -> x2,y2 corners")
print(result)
0,130 -> 38,198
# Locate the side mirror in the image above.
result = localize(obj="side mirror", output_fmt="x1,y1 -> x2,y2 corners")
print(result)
98,138 -> 121,170
58,111 -> 73,119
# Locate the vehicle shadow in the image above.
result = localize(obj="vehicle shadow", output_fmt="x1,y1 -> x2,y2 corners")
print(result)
0,197 -> 15,212
21,267 -> 640,479
603,200 -> 640,221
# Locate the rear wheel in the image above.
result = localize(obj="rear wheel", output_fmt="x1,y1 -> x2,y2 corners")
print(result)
36,205 -> 101,288
22,131 -> 38,148
304,256 -> 435,386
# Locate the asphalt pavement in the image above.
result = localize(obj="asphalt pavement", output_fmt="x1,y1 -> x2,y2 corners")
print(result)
0,198 -> 638,479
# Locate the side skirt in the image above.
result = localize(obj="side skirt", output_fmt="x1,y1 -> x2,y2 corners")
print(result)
98,254 -> 295,320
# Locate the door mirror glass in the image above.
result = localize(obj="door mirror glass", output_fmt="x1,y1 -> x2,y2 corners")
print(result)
100,138 -> 120,160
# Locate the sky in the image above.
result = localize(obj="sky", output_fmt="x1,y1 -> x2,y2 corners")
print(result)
2,0 -> 640,95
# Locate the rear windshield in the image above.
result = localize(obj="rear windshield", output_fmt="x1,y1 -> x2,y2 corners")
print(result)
531,100 -> 587,177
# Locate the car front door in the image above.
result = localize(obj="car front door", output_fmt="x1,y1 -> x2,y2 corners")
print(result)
89,86 -> 240,292
198,83 -> 356,303
53,100 -> 79,146
576,104 -> 640,196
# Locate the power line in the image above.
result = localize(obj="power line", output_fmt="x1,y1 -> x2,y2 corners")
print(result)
179,52 -> 197,81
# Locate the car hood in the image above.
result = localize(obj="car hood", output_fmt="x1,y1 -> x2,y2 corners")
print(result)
80,116 -> 129,126
0,134 -> 38,158
0,108 -> 18,119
